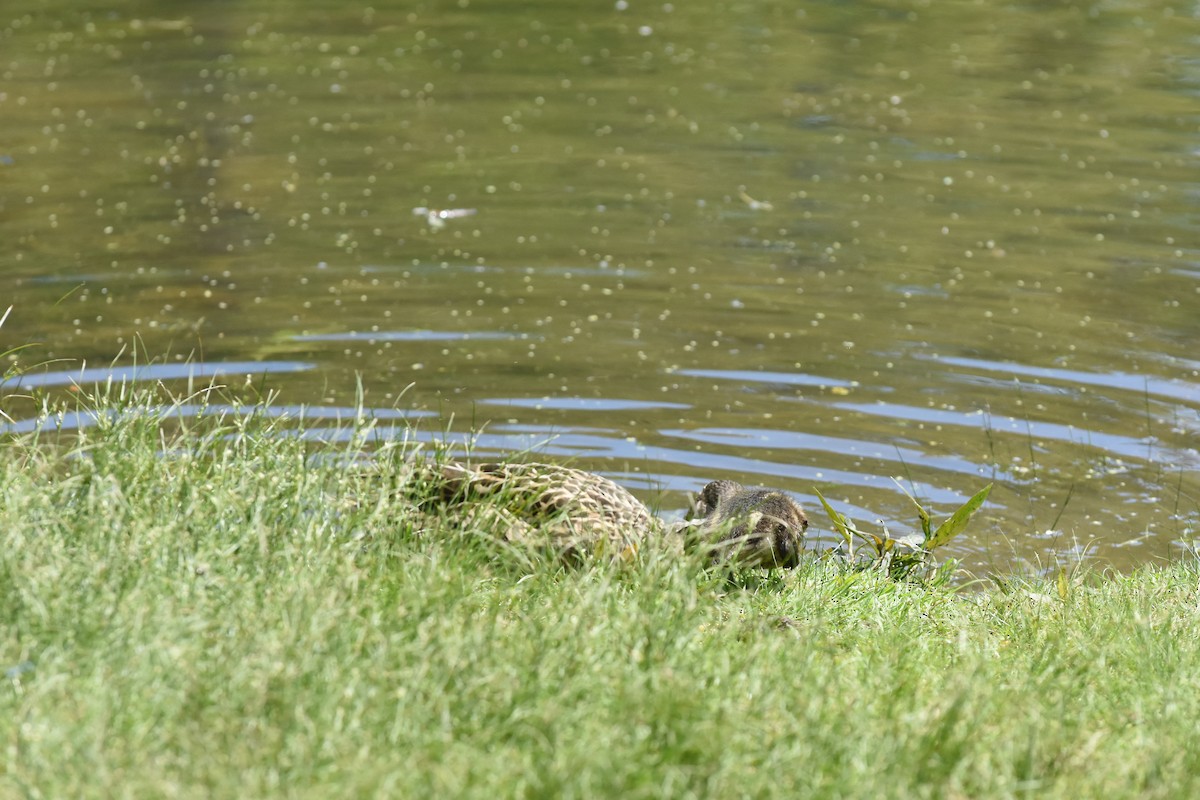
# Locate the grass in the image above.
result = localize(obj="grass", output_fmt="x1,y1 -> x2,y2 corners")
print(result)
3,388 -> 1200,799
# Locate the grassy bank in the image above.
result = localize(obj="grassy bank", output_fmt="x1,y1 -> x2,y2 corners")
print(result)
2,392 -> 1199,799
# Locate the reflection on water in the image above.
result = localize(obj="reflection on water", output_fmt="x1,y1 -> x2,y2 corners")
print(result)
2,0 -> 1199,574
830,400 -> 1183,469
928,355 -> 1200,407
1,361 -> 315,390
676,368 -> 859,390
0,401 -> 429,436
482,397 -> 689,412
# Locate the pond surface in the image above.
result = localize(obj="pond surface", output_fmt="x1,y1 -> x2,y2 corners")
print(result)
3,0 -> 1198,575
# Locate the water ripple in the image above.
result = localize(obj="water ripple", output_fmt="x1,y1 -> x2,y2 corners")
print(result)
831,400 -> 1196,467
926,354 -> 1200,406
0,361 -> 315,390
676,368 -> 857,389
481,397 -> 689,411
660,427 -> 1004,482
0,403 -> 430,435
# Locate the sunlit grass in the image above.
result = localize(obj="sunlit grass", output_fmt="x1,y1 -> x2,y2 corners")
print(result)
3,388 -> 1200,798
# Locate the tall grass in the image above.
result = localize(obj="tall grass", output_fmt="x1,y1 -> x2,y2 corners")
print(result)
3,389 -> 1200,798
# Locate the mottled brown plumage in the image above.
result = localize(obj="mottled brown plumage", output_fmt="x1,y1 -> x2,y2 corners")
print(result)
682,479 -> 809,568
402,461 -> 807,568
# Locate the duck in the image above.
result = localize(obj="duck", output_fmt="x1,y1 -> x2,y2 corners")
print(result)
399,461 -> 808,568
681,477 -> 809,568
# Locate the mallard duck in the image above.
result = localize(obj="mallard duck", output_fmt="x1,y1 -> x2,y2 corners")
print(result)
401,461 -> 808,568
682,478 -> 809,568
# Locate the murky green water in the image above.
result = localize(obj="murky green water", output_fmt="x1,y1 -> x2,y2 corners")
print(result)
3,0 -> 1198,574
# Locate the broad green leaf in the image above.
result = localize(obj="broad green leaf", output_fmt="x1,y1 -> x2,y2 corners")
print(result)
814,489 -> 853,546
926,483 -> 993,550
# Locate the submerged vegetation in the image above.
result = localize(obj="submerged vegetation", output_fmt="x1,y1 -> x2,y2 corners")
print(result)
3,386 -> 1200,798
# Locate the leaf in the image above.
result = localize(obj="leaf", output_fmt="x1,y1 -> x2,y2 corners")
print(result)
855,527 -> 886,558
814,489 -> 853,546
926,483 -> 993,551
1056,567 -> 1070,602
891,477 -> 932,539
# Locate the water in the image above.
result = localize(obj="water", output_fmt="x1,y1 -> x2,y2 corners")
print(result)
2,0 -> 1198,574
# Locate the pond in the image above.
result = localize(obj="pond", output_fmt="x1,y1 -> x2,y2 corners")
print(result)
2,0 -> 1198,575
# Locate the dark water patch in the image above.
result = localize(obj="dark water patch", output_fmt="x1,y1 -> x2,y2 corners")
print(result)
361,263 -> 504,276
1147,354 -> 1200,375
676,368 -> 858,391
22,273 -> 132,286
293,330 -> 525,343
942,372 -> 1082,399
538,264 -> 650,278
886,283 -> 952,299
905,149 -> 965,163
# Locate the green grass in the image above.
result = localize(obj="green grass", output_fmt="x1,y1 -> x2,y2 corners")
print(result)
3,391 -> 1200,799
